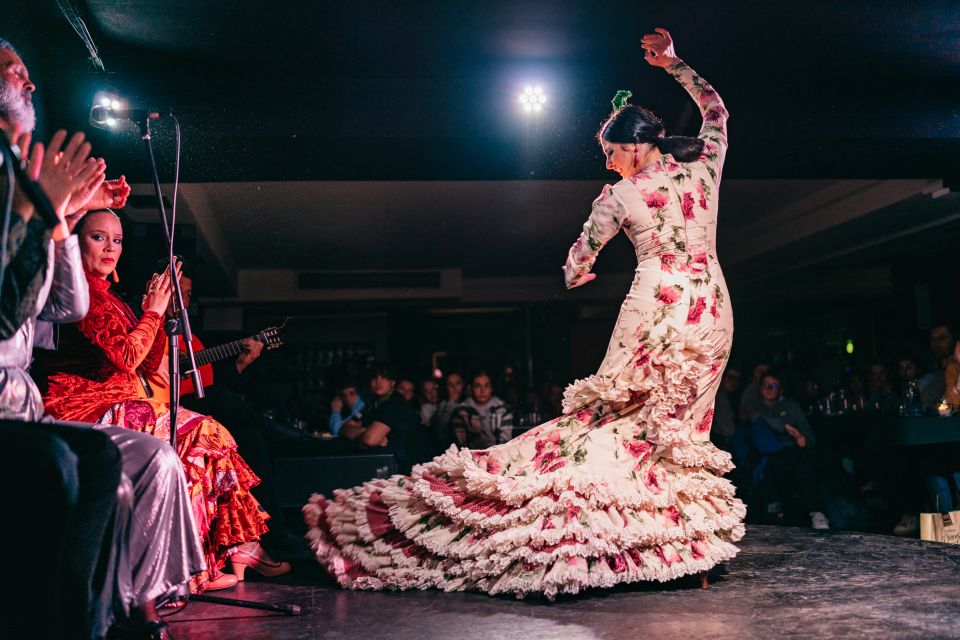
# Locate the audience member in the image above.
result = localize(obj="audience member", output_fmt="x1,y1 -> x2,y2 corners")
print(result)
739,360 -> 770,421
711,365 -> 741,451
453,371 -> 514,449
340,364 -> 417,472
748,370 -> 830,530
919,322 -> 959,409
418,378 -> 439,424
866,361 -> 899,413
396,377 -> 416,403
430,371 -> 465,447
329,380 -> 365,436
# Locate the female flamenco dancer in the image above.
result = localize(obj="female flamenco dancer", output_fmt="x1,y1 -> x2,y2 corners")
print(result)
304,28 -> 745,598
39,210 -> 289,592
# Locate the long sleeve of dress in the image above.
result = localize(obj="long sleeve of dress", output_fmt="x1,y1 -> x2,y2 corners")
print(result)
0,216 -> 50,339
140,319 -> 168,374
563,185 -> 626,288
78,295 -> 165,373
38,235 -> 89,323
665,60 -> 729,184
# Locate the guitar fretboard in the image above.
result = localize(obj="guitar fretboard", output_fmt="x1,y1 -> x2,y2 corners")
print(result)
179,335 -> 269,368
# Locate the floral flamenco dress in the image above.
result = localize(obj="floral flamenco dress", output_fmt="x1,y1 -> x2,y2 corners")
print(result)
40,272 -> 269,590
304,60 -> 745,599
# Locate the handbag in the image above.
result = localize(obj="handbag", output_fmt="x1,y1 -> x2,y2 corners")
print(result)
919,510 -> 960,545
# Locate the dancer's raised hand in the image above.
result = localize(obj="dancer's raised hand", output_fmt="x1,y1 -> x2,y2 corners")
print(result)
642,28 -> 679,68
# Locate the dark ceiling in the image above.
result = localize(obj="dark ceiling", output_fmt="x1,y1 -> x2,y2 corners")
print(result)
7,0 -> 960,184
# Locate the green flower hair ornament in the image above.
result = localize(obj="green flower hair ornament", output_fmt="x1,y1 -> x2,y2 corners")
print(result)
611,89 -> 632,111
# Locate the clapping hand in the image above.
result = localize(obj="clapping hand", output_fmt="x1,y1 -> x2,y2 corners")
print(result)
142,261 -> 182,316
35,131 -> 105,219
642,28 -> 679,68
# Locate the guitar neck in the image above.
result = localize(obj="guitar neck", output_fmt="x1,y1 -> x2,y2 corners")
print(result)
183,336 -> 262,368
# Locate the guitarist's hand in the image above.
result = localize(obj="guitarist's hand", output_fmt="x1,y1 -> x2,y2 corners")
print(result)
236,337 -> 264,374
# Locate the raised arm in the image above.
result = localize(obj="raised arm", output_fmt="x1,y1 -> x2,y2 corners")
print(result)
78,267 -> 175,373
642,28 -> 729,183
78,295 -> 165,373
563,185 -> 626,289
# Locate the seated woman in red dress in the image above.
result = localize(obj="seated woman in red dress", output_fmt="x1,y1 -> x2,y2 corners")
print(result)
39,210 -> 288,592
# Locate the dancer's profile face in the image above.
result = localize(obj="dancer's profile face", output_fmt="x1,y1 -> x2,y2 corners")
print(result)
79,211 -> 123,279
600,139 -> 638,178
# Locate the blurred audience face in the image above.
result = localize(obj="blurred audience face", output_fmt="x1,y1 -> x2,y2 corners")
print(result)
78,211 -> 123,278
471,374 -> 493,404
721,368 -> 741,393
341,385 -> 360,410
445,373 -> 464,402
897,358 -> 918,382
420,380 -> 439,405
868,363 -> 890,392
371,373 -> 395,397
760,374 -> 782,404
752,363 -> 770,385
930,326 -> 956,361
396,379 -> 415,401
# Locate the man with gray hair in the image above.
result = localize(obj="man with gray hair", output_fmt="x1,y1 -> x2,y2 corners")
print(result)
0,37 -> 201,640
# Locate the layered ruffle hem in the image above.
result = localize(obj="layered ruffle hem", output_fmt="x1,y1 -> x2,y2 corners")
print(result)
304,333 -> 745,599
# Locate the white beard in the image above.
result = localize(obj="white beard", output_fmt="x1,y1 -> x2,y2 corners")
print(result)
0,77 -> 36,133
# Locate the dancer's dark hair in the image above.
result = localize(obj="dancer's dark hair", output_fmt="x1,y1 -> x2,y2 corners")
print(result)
598,105 -> 704,162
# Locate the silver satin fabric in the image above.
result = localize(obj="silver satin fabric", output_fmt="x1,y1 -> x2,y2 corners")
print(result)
102,425 -> 205,614
0,234 -> 203,631
0,235 -> 87,420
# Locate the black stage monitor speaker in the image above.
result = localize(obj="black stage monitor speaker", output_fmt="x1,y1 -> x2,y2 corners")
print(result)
274,454 -> 396,508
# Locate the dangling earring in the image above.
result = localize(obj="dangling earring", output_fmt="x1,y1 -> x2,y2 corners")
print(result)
110,269 -> 120,283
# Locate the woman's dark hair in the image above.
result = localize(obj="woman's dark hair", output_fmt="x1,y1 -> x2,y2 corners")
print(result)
598,105 -> 704,163
72,208 -> 122,238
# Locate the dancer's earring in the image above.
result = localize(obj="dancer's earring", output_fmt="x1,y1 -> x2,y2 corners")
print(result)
110,269 -> 120,283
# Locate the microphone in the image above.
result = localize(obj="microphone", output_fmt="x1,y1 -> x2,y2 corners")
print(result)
0,129 -> 62,229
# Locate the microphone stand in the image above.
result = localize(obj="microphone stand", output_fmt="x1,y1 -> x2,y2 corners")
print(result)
138,117 -> 299,617
140,117 -> 203,452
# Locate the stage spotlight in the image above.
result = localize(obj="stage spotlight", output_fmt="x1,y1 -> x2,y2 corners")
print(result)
519,85 -> 547,115
90,91 -> 126,130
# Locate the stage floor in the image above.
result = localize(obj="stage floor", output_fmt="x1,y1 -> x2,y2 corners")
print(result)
168,525 -> 960,640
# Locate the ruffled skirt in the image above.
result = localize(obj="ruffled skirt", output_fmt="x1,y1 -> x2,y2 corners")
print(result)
101,399 -> 269,591
305,330 -> 745,599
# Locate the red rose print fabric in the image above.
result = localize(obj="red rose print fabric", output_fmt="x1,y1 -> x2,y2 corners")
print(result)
305,60 -> 742,599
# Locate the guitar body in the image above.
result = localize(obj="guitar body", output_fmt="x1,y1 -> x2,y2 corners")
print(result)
179,336 -> 215,396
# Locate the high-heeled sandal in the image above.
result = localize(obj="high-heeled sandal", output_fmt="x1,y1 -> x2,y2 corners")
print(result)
205,571 -> 239,591
230,547 -> 292,580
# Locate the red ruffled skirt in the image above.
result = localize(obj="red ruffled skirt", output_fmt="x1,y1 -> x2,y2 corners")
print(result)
102,399 -> 269,591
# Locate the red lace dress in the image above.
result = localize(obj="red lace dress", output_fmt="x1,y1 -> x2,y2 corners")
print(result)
41,273 -> 269,589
